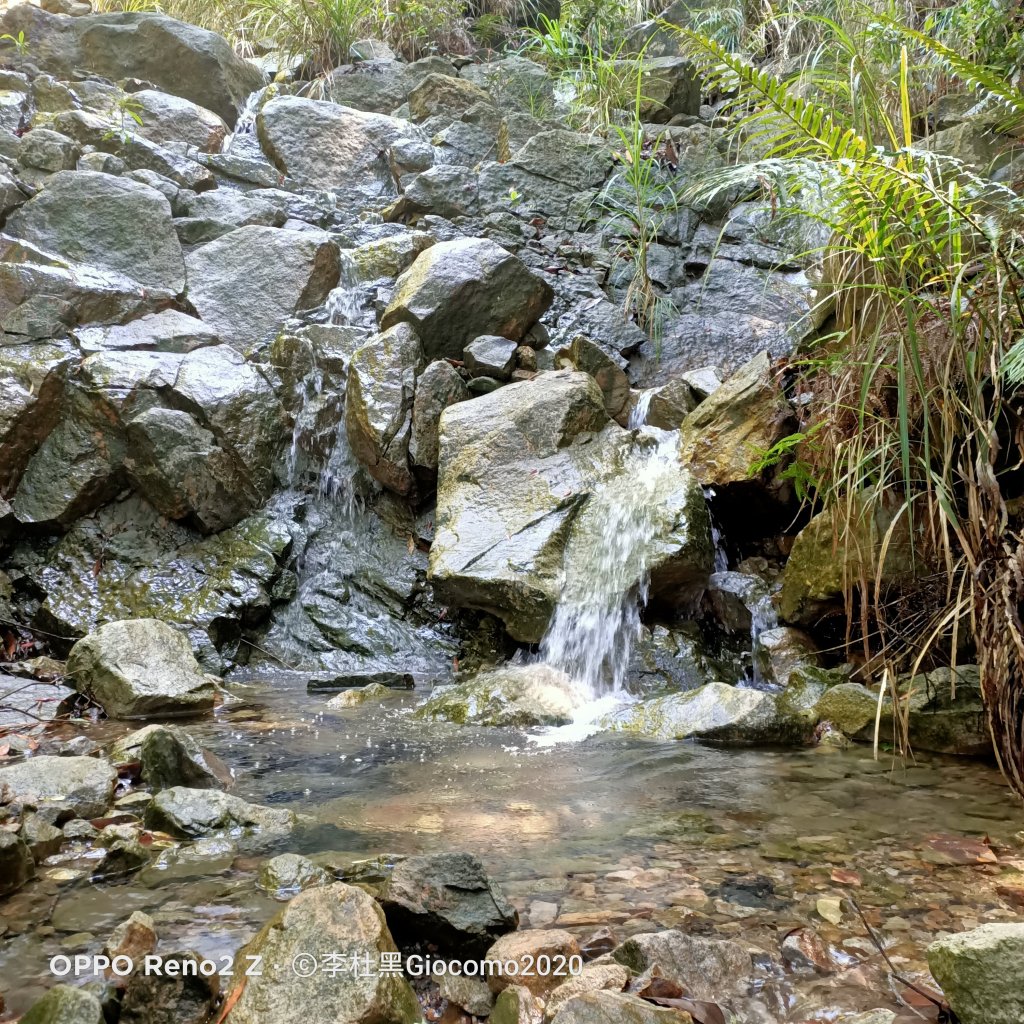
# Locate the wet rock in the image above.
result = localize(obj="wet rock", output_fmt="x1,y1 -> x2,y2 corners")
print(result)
129,88 -> 229,152
490,985 -> 544,1024
464,335 -> 518,380
553,298 -> 649,362
144,786 -> 296,839
75,310 -> 220,354
308,670 -> 415,692
417,665 -> 580,728
486,929 -> 581,996
606,683 -> 789,744
185,226 -> 340,351
22,813 -> 65,861
93,837 -> 152,879
66,620 -> 216,719
112,724 -> 231,791
753,626 -> 819,687
0,7 -> 265,125
257,95 -> 429,192
409,359 -> 469,475
6,171 -> 185,293
345,323 -> 424,496
325,682 -> 395,708
377,851 -> 518,957
549,991 -> 692,1024
104,910 -> 157,961
0,755 -> 116,819
20,985 -> 104,1024
408,73 -> 491,122
380,238 -> 553,361
612,930 -> 752,1003
435,972 -> 494,1016
928,923 -> 1024,1024
678,351 -> 794,489
546,963 -> 631,1018
430,371 -> 711,640
345,231 -> 434,282
555,335 -> 630,420
0,829 -> 35,896
257,853 -> 331,897
229,883 -> 420,1024
120,950 -> 220,1024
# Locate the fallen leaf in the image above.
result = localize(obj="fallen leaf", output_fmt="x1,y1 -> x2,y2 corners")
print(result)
215,978 -> 247,1023
831,868 -> 862,886
817,896 -> 844,925
923,834 -> 998,865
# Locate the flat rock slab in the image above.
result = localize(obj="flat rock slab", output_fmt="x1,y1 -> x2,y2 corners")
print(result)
0,754 -> 116,819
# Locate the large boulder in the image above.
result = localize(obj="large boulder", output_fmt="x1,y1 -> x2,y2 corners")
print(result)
486,929 -> 580,996
65,619 -> 216,719
257,95 -> 430,192
606,682 -> 791,744
345,323 -> 424,496
0,7 -> 265,125
0,830 -> 35,896
324,56 -> 457,114
129,88 -> 229,152
144,786 -> 296,839
380,238 -> 553,361
228,883 -> 420,1024
928,924 -> 1024,1024
429,372 -> 712,641
185,226 -> 340,351
0,755 -> 117,819
75,310 -> 220,354
5,171 -> 185,293
21,986 -> 105,1024
678,350 -> 794,489
377,852 -> 518,957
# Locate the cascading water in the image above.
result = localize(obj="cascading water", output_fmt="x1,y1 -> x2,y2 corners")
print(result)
222,88 -> 264,155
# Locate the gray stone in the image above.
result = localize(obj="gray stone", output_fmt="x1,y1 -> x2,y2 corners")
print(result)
464,335 -> 517,380
378,851 -> 517,957
461,56 -> 554,112
0,755 -> 117,819
345,323 -> 424,496
75,310 -> 220,354
555,335 -> 630,419
408,72 -> 491,122
19,128 -> 80,171
229,883 -> 419,1024
111,724 -> 231,791
380,238 -> 553,361
129,88 -> 229,152
258,852 -> 331,896
0,829 -> 35,895
6,171 -> 185,292
66,619 -> 216,719
549,991 -> 692,1024
120,950 -> 220,1024
409,359 -> 469,474
22,813 -> 65,861
324,56 -> 457,114
144,786 -> 296,839
174,188 -> 286,244
545,964 -> 631,1019
185,226 -> 340,351
928,924 -> 1024,1024
21,985 -> 104,1024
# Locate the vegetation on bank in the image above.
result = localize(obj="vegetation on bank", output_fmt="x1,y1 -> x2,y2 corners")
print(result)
55,0 -> 1024,796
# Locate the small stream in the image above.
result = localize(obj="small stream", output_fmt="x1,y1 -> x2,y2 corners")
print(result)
1,675 -> 1020,1020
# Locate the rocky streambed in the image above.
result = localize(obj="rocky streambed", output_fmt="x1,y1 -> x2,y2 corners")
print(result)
0,1 -> 1022,1022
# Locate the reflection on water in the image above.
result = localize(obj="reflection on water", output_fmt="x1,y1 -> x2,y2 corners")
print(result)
1,674 -> 1021,1020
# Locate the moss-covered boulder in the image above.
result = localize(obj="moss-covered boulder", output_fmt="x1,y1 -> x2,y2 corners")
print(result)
928,924 -> 1024,1024
228,883 -> 420,1024
21,985 -> 104,1024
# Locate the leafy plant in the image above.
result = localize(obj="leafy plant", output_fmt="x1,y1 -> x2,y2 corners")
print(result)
104,94 -> 146,143
0,30 -> 29,55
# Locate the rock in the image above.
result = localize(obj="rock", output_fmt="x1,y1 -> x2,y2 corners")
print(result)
185,226 -> 340,351
612,930 -> 752,1003
308,670 -> 415,693
75,310 -> 220,354
607,683 -> 789,744
678,351 -> 794,488
549,991 -> 693,1024
0,7 -> 265,125
120,950 -> 219,1024
345,231 -> 433,282
613,56 -> 700,122
430,371 -> 711,640
377,851 -> 518,957
66,620 -> 216,719
0,830 -> 35,896
554,298 -> 650,362
20,985 -> 104,1024
112,724 -> 231,791
345,323 -> 424,496
754,626 -> 819,687
637,378 -> 698,429
324,56 -> 456,114
104,910 -> 158,961
22,813 -> 65,861
19,127 -> 80,171
5,171 -> 185,293
0,755 -> 116,819
433,973 -> 494,1017
409,359 -> 469,474
546,963 -> 630,1018
93,838 -> 152,879
325,682 -> 395,708
380,238 -> 553,361
779,505 -> 919,627
129,88 -> 229,152
461,57 -> 554,112
174,188 -> 286,244
486,929 -> 580,995
228,883 -> 420,1024
417,665 -> 581,727
464,335 -> 518,380
257,95 -> 429,192
555,335 -> 630,420
408,73 -> 491,122
144,786 -> 296,839
490,985 -> 544,1024
928,924 -> 1024,1024
257,853 -> 331,896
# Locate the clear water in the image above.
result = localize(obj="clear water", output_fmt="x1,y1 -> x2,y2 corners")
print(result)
2,679 -> 1021,1021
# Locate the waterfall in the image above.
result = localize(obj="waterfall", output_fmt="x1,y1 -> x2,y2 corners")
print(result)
748,588 -> 779,685
325,252 -> 364,327
223,88 -> 264,154
538,428 -> 682,699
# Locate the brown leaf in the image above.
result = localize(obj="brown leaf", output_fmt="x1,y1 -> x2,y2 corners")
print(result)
215,977 -> 247,1023
831,868 -> 862,886
924,834 -> 998,864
